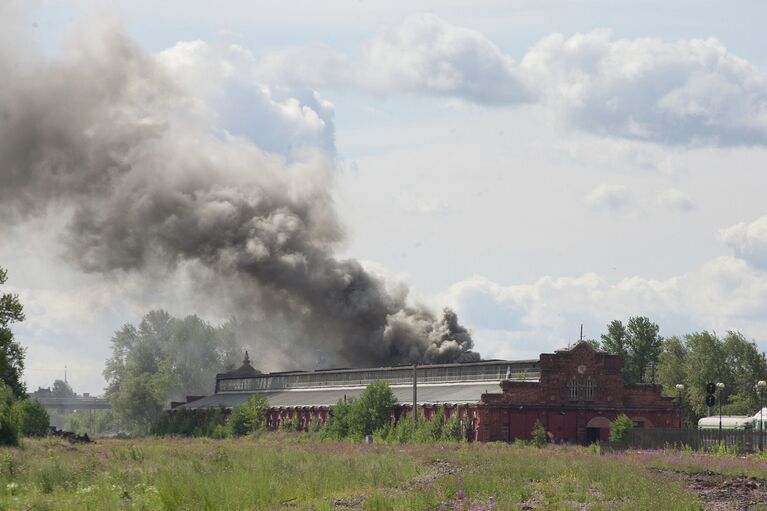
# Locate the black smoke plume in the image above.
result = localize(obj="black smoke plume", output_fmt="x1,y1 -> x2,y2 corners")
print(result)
0,20 -> 478,369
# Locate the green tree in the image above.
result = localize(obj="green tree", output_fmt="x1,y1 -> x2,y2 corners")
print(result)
50,379 -> 75,398
228,394 -> 269,436
625,316 -> 663,383
601,317 -> 662,384
104,310 -> 243,435
0,384 -> 21,446
721,331 -> 767,415
0,267 -> 26,398
655,330 -> 767,421
17,399 -> 49,437
348,380 -> 397,437
601,320 -> 631,380
321,397 -> 353,439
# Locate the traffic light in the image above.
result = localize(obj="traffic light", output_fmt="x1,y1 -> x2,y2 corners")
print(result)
705,382 -> 716,408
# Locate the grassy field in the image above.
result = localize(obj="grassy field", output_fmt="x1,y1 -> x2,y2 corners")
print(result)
1,435 -> 766,510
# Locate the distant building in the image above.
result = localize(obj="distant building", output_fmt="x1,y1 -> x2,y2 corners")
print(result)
175,342 -> 680,443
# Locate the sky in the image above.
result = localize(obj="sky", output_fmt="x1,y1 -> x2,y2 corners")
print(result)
3,1 -> 767,394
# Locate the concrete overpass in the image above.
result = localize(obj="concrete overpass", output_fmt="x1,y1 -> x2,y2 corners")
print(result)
35,396 -> 111,414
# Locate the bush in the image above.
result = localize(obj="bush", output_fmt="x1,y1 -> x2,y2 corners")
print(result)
0,385 -> 21,446
414,407 -> 445,443
531,420 -> 547,448
279,417 -> 299,432
441,413 -> 463,441
228,395 -> 269,437
320,398 -> 354,440
308,417 -> 322,433
348,381 -> 397,438
17,399 -> 49,437
609,414 -> 633,442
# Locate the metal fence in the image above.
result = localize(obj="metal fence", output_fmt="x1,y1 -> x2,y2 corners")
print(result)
624,427 -> 767,452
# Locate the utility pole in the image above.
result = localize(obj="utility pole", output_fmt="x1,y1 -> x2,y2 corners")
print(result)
716,382 -> 725,446
412,364 -> 418,434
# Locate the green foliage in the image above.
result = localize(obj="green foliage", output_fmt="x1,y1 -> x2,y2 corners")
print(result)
322,381 -> 397,440
531,420 -> 547,448
228,394 -> 269,437
320,398 -> 353,440
103,310 -> 243,435
655,330 -> 767,421
0,267 -> 26,399
307,417 -> 322,433
0,267 -> 24,327
279,417 -> 299,432
0,384 -> 21,446
17,399 -> 49,437
65,409 -> 119,436
151,407 -> 229,437
348,380 -> 397,437
375,407 -> 466,444
609,414 -> 633,442
414,407 -> 445,443
601,317 -> 662,384
50,379 -> 75,398
441,413 -> 463,441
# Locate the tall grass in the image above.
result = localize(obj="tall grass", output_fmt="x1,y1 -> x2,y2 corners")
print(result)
2,436 -> 757,510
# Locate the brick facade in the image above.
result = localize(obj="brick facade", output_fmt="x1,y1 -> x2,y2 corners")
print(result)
476,342 -> 680,443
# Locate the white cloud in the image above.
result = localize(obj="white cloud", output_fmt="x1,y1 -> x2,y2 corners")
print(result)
157,40 -> 336,157
520,30 -> 767,146
441,255 -> 767,360
720,215 -> 767,269
358,13 -> 530,104
253,16 -> 767,147
583,183 -> 633,212
656,188 -> 695,212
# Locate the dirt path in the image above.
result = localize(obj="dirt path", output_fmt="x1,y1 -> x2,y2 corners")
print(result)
649,468 -> 767,510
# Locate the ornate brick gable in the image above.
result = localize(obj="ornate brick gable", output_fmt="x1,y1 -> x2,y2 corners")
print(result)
477,342 -> 679,443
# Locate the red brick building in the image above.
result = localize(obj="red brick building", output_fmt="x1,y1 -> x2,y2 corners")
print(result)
476,342 -> 680,443
176,342 -> 680,443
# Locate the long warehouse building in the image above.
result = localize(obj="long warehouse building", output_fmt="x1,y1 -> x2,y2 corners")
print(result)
174,341 -> 680,443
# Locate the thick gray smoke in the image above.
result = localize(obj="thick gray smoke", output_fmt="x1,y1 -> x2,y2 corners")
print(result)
0,22 -> 478,368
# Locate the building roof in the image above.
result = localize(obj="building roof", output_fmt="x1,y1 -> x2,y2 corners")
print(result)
179,380 -> 526,410
215,358 -> 539,393
219,351 -> 262,378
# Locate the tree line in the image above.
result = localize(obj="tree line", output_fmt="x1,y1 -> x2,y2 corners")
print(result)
592,316 -> 767,423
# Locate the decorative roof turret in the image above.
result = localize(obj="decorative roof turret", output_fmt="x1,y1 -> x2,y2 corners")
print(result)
222,350 -> 262,378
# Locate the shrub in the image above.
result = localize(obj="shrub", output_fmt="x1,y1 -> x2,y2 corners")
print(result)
609,414 -> 634,442
348,381 -> 397,438
17,399 -> 49,437
441,413 -> 463,441
0,384 -> 21,446
279,417 -> 299,432
308,417 -> 322,433
414,407 -> 445,443
531,420 -> 547,448
228,394 -> 269,437
211,424 -> 229,439
320,398 -> 354,440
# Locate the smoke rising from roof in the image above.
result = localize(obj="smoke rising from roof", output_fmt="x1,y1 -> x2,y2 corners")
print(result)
0,20 -> 478,368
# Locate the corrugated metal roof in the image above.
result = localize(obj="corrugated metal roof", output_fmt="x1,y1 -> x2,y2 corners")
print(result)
179,380 -> 524,410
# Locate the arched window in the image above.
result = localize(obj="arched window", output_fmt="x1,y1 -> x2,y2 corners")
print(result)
584,378 -> 594,401
568,378 -> 578,401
